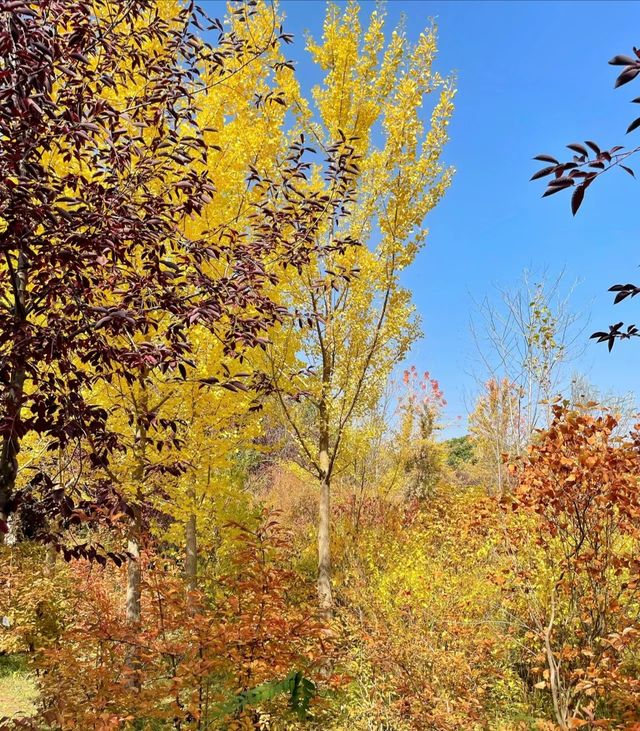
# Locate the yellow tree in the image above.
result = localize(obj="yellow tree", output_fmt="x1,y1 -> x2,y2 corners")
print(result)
468,377 -> 524,496
83,0 -> 361,620
84,0 -> 298,618
397,367 -> 448,501
265,2 -> 455,612
152,0 -> 294,597
5,0 -> 360,626
93,334 -> 265,618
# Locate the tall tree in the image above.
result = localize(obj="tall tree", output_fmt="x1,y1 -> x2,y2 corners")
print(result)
468,377 -> 523,496
0,0 -> 235,541
398,367 -> 447,501
73,0 -> 297,610
264,2 -> 455,612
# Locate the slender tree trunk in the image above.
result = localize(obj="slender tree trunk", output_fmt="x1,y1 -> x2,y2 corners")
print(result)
543,598 -> 569,730
124,376 -> 150,689
185,512 -> 197,594
126,529 -> 141,624
317,427 -> 333,616
44,542 -> 57,576
126,499 -> 143,625
1,39 -> 29,534
317,476 -> 332,613
126,375 -> 148,625
125,513 -> 142,688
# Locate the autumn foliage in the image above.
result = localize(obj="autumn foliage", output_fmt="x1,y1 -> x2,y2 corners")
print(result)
504,407 -> 640,729
2,1 -> 639,730
3,519 -> 330,730
0,0 -> 359,545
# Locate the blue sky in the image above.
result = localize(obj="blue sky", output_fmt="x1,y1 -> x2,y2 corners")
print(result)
275,0 -> 640,433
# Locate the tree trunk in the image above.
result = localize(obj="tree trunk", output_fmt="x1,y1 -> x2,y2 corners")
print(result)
317,434 -> 333,616
0,509 -> 6,547
185,512 -> 197,594
0,369 -> 25,479
44,542 -> 57,576
126,532 -> 141,624
125,520 -> 142,689
0,367 -> 22,542
126,374 -> 148,625
126,376 -> 147,686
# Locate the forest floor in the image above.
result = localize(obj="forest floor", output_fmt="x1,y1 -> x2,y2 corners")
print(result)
0,655 -> 37,721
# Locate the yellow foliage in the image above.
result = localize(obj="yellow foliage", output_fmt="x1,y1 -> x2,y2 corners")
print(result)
265,1 -> 455,486
335,487 -> 534,730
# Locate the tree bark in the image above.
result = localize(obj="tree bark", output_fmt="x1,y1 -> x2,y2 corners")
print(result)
317,428 -> 333,616
125,516 -> 142,688
44,542 -> 57,576
185,512 -> 197,594
126,531 -> 141,624
1,30 -> 29,536
0,370 -> 24,536
126,376 -> 148,627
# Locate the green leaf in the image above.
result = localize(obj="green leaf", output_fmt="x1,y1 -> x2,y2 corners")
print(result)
217,670 -> 316,721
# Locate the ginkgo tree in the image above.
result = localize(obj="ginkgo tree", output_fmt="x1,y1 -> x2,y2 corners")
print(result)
264,2 -> 455,612
76,0 -> 296,618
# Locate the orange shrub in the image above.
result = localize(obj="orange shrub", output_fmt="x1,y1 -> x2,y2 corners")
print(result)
505,406 -> 640,730
4,520 -> 330,730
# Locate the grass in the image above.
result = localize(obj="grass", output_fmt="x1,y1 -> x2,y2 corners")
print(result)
0,654 -> 37,721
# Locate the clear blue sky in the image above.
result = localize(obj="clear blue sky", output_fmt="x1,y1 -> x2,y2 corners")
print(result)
275,0 -> 640,433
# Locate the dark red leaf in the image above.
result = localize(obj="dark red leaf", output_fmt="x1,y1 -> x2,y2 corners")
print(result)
533,154 -> 559,164
609,55 -> 637,66
585,140 -> 601,156
626,117 -> 640,133
567,143 -> 588,156
542,181 -> 573,197
571,184 -> 585,215
615,67 -> 640,88
530,165 -> 557,181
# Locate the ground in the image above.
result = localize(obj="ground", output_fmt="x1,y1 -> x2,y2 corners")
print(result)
0,655 -> 37,721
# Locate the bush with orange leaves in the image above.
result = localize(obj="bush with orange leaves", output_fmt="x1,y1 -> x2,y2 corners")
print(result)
3,519 -> 330,730
505,405 -> 640,730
